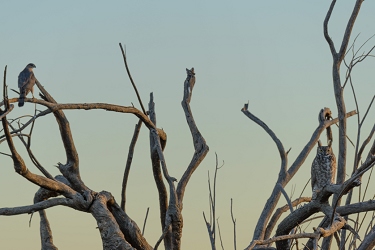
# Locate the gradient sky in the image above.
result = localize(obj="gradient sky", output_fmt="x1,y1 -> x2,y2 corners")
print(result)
1,1 -> 375,249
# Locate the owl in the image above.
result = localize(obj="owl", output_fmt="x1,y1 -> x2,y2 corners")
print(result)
311,140 -> 336,199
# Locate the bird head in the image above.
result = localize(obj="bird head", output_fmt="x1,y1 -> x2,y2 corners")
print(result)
26,63 -> 36,69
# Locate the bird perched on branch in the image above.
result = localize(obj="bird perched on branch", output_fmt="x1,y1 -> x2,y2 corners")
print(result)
311,140 -> 336,199
18,63 -> 36,107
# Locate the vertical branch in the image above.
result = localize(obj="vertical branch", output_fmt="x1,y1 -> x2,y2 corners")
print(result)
148,93 -> 170,249
203,154 -> 223,250
231,198 -> 237,250
142,207 -> 150,236
0,66 -> 13,119
120,120 -> 142,211
38,210 -> 58,250
151,128 -> 182,250
216,218 -> 224,250
177,68 -> 209,205
33,184 -> 66,250
203,212 -> 216,250
119,43 -> 146,114
3,66 -> 9,110
322,9 -> 365,249
212,153 -> 220,242
118,43 -> 148,212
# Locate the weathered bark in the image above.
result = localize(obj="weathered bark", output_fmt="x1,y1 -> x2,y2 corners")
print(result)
89,192 -> 135,250
108,202 -> 153,250
176,68 -> 209,208
148,93 -> 171,249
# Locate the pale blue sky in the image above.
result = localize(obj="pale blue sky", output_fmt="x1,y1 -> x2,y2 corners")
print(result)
1,1 -> 375,249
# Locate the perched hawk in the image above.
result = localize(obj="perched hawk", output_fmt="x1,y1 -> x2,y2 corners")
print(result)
18,63 -> 36,107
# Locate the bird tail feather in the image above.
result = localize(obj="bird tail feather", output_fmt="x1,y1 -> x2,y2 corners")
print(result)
18,89 -> 26,107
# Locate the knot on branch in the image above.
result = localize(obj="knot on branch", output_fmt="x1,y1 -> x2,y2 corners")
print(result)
318,107 -> 332,125
83,190 -> 99,212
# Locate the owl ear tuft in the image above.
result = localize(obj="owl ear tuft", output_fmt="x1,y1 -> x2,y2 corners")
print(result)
318,140 -> 322,147
328,140 -> 332,147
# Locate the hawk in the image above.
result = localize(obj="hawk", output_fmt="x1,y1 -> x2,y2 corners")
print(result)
18,63 -> 36,107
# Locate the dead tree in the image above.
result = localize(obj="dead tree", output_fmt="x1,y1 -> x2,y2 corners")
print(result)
0,58 -> 208,249
2,2 -> 375,250
245,1 -> 375,249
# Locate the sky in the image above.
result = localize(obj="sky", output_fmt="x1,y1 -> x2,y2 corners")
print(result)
1,1 -> 375,249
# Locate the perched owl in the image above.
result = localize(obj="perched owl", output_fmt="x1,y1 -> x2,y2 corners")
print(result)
311,140 -> 337,199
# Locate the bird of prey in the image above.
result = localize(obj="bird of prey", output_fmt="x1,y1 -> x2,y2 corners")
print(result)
18,63 -> 36,107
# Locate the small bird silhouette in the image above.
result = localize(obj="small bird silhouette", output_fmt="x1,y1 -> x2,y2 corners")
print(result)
18,63 -> 36,107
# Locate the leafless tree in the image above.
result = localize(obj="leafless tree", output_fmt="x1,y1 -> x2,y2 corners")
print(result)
244,1 -> 375,249
0,50 -> 208,249
1,1 -> 375,250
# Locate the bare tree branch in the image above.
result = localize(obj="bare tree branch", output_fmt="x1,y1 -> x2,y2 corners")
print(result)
148,93 -> 170,248
0,198 -> 77,215
264,197 -> 312,240
323,0 -> 337,57
177,68 -> 209,205
1,112 -> 79,199
121,119 -> 142,211
109,201 -> 152,250
119,43 -> 146,114
203,212 -> 216,250
142,207 -> 150,236
7,121 -> 54,180
35,80 -> 88,193
231,198 -> 237,250
241,102 -> 287,174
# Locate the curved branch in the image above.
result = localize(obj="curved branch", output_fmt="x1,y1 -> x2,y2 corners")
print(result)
35,81 -> 87,193
323,0 -> 338,57
177,68 -> 209,205
241,102 -> 287,174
